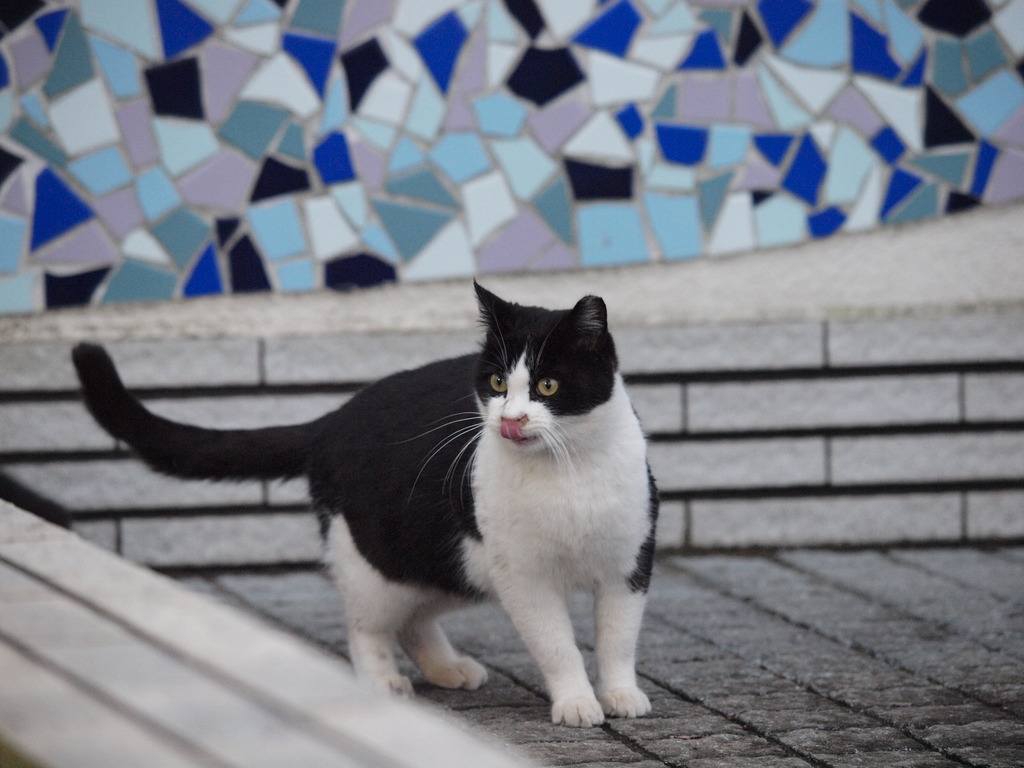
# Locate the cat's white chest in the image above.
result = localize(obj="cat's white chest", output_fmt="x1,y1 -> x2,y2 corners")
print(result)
466,383 -> 650,593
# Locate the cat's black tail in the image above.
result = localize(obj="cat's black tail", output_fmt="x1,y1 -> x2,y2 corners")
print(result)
72,343 -> 318,481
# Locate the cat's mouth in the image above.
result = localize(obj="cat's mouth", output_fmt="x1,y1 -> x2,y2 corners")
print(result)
500,418 -> 538,446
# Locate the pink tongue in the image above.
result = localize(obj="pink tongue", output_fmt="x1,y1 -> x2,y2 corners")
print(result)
501,419 -> 524,440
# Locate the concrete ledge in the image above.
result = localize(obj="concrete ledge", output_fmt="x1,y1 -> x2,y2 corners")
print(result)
0,501 -> 531,768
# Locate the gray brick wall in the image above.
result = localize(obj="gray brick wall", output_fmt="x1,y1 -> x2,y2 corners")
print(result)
2,306 -> 1022,567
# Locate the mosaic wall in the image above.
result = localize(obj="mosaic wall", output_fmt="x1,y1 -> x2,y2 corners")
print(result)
1,0 -> 1023,314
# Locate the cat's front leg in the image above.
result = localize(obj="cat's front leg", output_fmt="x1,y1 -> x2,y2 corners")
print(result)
594,583 -> 651,719
496,580 -> 604,727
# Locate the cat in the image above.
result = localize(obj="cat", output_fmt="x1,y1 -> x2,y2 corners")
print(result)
72,282 -> 658,727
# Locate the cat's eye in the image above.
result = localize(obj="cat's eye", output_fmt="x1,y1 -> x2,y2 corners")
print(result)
537,378 -> 559,397
489,374 -> 508,393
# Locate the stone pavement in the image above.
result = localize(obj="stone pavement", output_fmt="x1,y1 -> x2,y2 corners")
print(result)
176,545 -> 1024,768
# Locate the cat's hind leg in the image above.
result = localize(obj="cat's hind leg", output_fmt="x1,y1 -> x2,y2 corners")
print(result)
398,615 -> 488,690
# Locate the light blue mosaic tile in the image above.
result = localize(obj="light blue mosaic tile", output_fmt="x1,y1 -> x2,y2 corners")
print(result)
88,35 -> 140,99
249,199 -> 308,260
319,75 -> 348,136
389,136 -> 426,174
360,223 -> 399,262
578,204 -> 648,267
406,76 -> 447,141
0,273 -> 36,314
708,125 -> 751,168
430,132 -> 492,184
644,193 -> 700,260
136,167 -> 181,221
781,1 -> 848,67
80,0 -> 161,60
188,0 -> 244,24
957,72 -> 1024,138
490,136 -> 558,200
0,215 -> 26,273
882,0 -> 922,64
20,93 -> 48,127
331,182 -> 369,227
236,0 -> 281,25
824,127 -> 876,205
754,194 -> 806,247
68,147 -> 132,196
473,92 -> 527,137
275,258 -> 316,291
152,118 -> 219,177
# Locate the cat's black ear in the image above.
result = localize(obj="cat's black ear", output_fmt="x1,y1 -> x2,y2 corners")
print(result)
474,281 -> 508,327
569,295 -> 608,336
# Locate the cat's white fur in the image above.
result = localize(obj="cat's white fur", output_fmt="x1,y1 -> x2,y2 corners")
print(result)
328,355 -> 652,727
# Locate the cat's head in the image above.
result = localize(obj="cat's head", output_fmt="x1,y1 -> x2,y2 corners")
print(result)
473,282 -> 618,453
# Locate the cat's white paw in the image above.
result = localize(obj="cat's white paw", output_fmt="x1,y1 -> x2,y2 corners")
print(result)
423,657 -> 489,690
551,695 -> 605,727
598,686 -> 651,719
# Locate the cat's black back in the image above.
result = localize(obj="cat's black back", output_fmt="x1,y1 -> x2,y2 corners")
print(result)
309,354 -> 484,596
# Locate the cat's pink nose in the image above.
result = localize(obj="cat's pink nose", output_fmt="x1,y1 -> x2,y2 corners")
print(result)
500,416 -> 528,440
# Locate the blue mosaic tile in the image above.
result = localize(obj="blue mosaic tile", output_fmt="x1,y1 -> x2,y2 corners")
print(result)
473,92 -> 527,137
415,11 -> 467,94
657,124 -> 708,165
754,133 -> 793,166
808,206 -> 846,238
870,126 -> 906,164
782,2 -> 848,67
970,140 -> 998,198
282,32 -> 335,97
325,253 -> 396,291
757,0 -> 812,49
957,71 -> 1024,137
313,131 -> 355,185
616,104 -> 644,140
679,29 -> 726,70
781,134 -> 826,206
880,167 -> 922,219
183,242 -> 223,297
236,0 -> 280,25
882,0 -> 922,64
156,0 -> 213,60
35,10 -> 68,52
31,167 -> 93,250
850,12 -> 901,80
900,48 -> 926,87
573,0 -> 642,58
886,181 -> 938,223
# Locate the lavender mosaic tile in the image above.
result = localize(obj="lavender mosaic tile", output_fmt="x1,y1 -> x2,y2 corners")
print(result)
0,0 -> 1022,313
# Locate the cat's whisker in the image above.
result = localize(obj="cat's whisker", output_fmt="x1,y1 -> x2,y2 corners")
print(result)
390,413 -> 481,445
408,422 -> 485,504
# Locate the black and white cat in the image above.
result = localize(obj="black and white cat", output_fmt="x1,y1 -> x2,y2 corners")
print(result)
72,283 -> 658,727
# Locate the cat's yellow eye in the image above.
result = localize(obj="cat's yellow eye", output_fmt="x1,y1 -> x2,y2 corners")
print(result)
489,374 -> 508,393
537,378 -> 559,397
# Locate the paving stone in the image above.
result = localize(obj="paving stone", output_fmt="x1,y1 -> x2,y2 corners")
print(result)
645,732 -> 789,762
516,737 -> 645,765
778,726 -> 925,755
